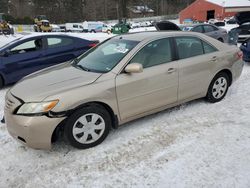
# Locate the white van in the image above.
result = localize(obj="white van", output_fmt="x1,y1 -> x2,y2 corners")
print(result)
83,21 -> 106,33
65,23 -> 84,32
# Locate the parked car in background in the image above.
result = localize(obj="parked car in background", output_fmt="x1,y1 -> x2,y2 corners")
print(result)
181,24 -> 228,42
214,21 -> 225,27
51,24 -> 60,32
59,25 -> 66,32
240,38 -> 250,62
0,33 -> 98,87
4,31 -> 243,150
65,23 -> 84,32
234,11 -> 250,43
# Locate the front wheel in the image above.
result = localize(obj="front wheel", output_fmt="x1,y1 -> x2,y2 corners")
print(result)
64,105 -> 111,149
206,72 -> 229,103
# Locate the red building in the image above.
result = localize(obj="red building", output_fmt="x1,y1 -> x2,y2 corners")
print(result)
180,0 -> 250,23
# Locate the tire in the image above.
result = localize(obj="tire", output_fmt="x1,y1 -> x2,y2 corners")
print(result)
206,72 -> 229,103
218,38 -> 224,43
64,105 -> 111,149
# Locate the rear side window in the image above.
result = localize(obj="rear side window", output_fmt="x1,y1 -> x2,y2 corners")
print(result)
204,25 -> 216,33
192,26 -> 203,33
47,37 -> 74,48
175,37 -> 204,59
130,38 -> 172,68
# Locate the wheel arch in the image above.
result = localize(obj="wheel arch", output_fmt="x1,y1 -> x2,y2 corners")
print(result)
206,68 -> 233,96
51,101 -> 119,143
216,69 -> 232,86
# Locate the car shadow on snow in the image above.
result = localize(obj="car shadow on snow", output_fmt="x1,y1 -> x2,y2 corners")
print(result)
51,98 -> 207,153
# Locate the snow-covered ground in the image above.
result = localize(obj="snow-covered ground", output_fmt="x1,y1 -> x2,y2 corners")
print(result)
0,33 -> 250,187
1,65 -> 250,187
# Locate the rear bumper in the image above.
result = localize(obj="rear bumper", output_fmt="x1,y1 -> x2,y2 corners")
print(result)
232,59 -> 244,83
4,92 -> 65,150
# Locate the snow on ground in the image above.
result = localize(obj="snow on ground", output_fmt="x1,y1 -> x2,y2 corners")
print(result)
0,63 -> 250,187
0,33 -> 250,187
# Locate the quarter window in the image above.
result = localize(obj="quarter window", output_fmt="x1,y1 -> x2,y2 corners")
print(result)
47,37 -> 73,48
130,38 -> 172,68
203,41 -> 217,54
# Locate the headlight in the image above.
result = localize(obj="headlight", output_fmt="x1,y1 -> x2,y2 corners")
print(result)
16,100 -> 59,115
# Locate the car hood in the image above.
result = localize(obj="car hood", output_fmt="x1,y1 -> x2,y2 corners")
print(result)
235,11 -> 250,25
10,63 -> 102,102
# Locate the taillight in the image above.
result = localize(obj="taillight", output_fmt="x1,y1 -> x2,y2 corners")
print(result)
236,51 -> 243,59
88,43 -> 97,48
88,40 -> 99,48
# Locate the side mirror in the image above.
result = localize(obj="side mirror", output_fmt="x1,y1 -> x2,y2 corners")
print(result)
125,63 -> 143,74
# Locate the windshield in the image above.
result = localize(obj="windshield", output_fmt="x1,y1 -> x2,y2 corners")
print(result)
73,38 -> 139,73
0,37 -> 22,49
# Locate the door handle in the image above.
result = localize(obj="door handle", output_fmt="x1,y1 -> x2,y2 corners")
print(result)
210,56 -> 217,62
167,68 -> 177,74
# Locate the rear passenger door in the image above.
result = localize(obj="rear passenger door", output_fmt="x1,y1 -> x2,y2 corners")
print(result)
175,36 -> 218,101
44,36 -> 76,66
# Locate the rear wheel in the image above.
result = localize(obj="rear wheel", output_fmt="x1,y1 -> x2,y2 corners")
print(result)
206,72 -> 229,103
64,105 -> 111,149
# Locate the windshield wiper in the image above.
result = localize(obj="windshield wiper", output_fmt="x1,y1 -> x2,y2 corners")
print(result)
77,64 -> 91,72
72,59 -> 90,72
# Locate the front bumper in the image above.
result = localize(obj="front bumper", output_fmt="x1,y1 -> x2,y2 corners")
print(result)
4,93 -> 65,150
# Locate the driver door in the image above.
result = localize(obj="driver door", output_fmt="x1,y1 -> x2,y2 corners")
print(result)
2,37 -> 47,83
115,38 -> 179,121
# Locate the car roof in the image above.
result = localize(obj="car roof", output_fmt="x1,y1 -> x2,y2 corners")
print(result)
16,33 -> 81,41
181,23 -> 216,27
113,31 -> 206,42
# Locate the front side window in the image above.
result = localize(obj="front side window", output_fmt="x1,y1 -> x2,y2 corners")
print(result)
47,37 -> 73,48
130,38 -> 172,68
175,37 -> 204,59
10,38 -> 43,54
74,38 -> 139,73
